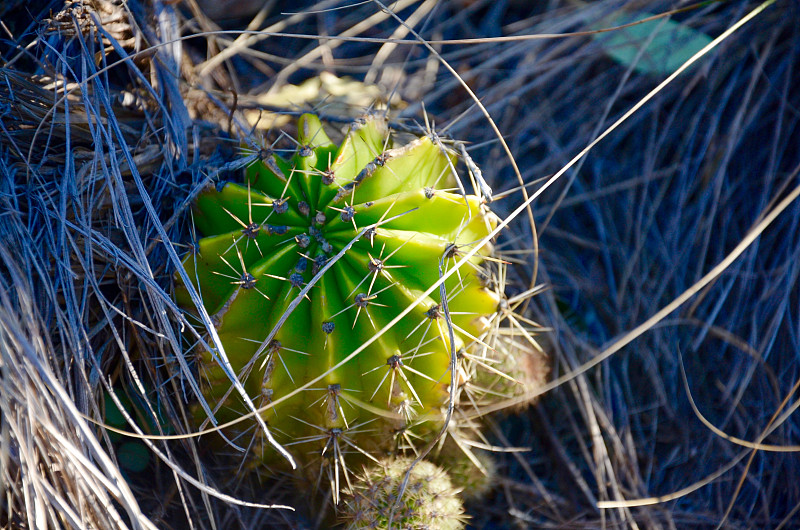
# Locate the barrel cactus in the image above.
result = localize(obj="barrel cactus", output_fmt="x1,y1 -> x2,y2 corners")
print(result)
175,113 -> 504,496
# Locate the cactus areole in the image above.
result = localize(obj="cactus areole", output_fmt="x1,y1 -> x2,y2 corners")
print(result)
176,113 -> 501,478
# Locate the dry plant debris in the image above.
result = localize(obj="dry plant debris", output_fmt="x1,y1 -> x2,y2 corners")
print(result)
1,0 -> 798,528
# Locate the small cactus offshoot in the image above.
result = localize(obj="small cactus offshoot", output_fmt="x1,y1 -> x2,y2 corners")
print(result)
176,112 -> 515,497
341,457 -> 465,530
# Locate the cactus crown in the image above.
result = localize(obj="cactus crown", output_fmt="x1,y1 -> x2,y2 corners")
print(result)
176,113 -> 503,495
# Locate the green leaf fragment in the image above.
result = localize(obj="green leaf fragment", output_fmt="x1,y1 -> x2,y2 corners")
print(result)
117,442 -> 151,473
595,11 -> 713,76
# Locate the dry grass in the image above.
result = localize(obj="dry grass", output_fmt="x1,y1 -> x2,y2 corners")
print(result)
1,0 -> 799,528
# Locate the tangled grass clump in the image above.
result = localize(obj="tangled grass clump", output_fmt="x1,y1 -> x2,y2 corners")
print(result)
2,0 -> 799,528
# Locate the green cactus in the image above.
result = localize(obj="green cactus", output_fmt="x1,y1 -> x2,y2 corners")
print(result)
432,439 -> 496,502
467,332 -> 550,411
176,113 -> 502,491
341,457 -> 465,529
